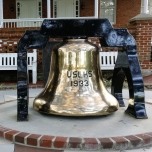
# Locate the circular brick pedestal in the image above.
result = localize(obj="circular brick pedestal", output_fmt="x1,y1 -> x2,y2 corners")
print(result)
0,96 -> 152,151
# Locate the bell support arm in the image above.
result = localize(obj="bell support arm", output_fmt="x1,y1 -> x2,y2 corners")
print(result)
102,29 -> 147,119
17,30 -> 49,121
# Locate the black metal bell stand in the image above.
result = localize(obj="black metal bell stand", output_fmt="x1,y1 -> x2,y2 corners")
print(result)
17,19 -> 148,121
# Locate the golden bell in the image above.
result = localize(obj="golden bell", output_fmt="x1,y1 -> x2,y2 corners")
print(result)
33,39 -> 119,116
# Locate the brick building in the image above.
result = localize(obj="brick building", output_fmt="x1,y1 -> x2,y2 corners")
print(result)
0,0 -> 152,78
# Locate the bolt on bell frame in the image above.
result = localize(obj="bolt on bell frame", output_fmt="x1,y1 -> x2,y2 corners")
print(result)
17,19 -> 148,121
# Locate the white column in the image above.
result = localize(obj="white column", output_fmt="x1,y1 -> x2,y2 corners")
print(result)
143,0 -> 148,13
94,0 -> 99,18
0,0 -> 3,27
47,0 -> 51,18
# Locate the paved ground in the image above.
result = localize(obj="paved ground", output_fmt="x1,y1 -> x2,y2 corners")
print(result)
0,87 -> 152,151
0,89 -> 151,137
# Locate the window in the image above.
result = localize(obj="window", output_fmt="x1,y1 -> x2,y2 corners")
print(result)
100,0 -> 116,23
141,0 -> 152,14
149,0 -> 152,14
17,2 -> 20,18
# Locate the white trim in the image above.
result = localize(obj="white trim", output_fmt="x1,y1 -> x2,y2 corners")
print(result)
1,17 -> 98,28
99,51 -> 118,70
47,0 -> 51,18
2,18 -> 43,28
94,0 -> 99,18
0,0 -> 3,27
114,0 -> 117,24
141,0 -> 152,14
144,0 -> 148,13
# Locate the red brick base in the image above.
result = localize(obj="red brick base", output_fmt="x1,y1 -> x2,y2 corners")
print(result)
14,144 -> 63,152
1,125 -> 152,151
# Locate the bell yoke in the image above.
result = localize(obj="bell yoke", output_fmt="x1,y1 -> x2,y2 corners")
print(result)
17,19 -> 148,121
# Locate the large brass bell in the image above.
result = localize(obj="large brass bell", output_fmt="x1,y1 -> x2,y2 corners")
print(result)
33,39 -> 119,116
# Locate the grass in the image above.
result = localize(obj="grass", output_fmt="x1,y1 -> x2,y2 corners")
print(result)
103,79 -> 128,88
0,83 -> 17,90
0,83 -> 4,90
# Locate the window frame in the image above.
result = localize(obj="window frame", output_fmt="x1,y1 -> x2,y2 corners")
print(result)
99,0 -> 117,24
141,0 -> 152,14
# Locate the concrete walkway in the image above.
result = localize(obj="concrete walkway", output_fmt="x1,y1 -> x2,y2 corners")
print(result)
0,88 -> 152,151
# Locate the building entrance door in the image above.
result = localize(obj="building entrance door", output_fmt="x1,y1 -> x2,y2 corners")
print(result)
53,0 -> 79,18
16,0 -> 42,18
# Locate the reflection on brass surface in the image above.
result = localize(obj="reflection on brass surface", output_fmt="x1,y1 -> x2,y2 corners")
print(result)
33,39 -> 119,116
